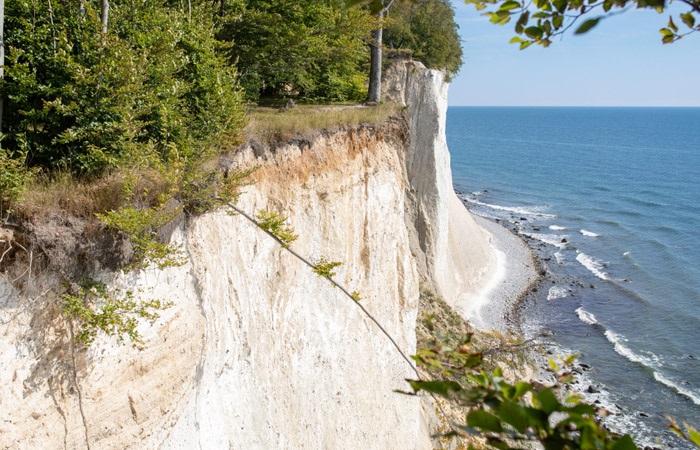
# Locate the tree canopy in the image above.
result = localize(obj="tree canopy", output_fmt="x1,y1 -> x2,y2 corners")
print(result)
384,0 -> 463,75
218,0 -> 375,102
1,0 -> 244,176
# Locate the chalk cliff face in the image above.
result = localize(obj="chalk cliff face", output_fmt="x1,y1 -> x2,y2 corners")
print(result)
0,62 -> 496,449
383,61 -> 496,313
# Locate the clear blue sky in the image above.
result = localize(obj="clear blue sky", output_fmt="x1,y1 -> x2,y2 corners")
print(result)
448,0 -> 700,106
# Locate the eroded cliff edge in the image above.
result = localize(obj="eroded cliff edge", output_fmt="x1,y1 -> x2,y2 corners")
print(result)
0,62 -> 497,449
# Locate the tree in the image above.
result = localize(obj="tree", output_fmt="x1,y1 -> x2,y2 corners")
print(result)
383,0 -> 463,76
1,0 -> 244,176
219,0 -> 374,102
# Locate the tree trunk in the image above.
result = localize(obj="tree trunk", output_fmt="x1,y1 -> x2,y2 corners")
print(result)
101,0 -> 109,35
366,23 -> 383,103
366,2 -> 392,103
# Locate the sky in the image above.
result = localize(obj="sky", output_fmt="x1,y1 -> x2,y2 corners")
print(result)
448,0 -> 700,106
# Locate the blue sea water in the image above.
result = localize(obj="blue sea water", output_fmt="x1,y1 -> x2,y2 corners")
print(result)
447,107 -> 700,447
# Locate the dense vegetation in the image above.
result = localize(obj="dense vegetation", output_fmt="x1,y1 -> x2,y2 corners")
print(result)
384,0 -> 463,75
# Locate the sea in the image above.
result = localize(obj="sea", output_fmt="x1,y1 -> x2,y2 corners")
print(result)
447,106 -> 700,448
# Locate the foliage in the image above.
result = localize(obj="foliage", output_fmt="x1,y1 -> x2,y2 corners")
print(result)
256,210 -> 298,248
405,328 -> 639,449
312,257 -> 343,278
384,0 -> 463,75
0,149 -> 32,218
668,419 -> 700,448
218,0 -> 375,102
1,0 -> 246,177
62,278 -> 173,347
461,0 -> 700,48
351,290 -> 362,301
97,205 -> 186,270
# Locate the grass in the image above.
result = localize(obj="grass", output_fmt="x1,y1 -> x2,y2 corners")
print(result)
10,103 -> 400,225
244,103 -> 401,144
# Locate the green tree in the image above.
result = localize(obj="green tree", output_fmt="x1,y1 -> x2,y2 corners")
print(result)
219,0 -> 374,102
0,0 -> 244,176
384,0 -> 463,75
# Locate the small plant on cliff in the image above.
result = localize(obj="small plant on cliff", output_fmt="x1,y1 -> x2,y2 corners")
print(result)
256,210 -> 298,248
0,150 -> 32,220
97,204 -> 186,270
62,278 -> 173,348
312,257 -> 343,278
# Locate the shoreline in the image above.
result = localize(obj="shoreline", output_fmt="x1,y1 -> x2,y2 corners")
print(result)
457,212 -> 542,333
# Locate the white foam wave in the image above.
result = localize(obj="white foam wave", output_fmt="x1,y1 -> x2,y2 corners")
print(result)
623,251 -> 630,257
653,372 -> 700,406
522,232 -> 568,249
463,198 -> 556,218
549,225 -> 567,231
580,229 -> 600,237
547,286 -> 568,301
576,307 -> 598,325
604,330 -> 657,367
604,330 -> 700,406
576,252 -> 609,280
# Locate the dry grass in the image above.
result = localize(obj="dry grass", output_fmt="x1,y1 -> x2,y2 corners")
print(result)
16,167 -> 173,222
13,104 -> 399,223
244,103 -> 401,144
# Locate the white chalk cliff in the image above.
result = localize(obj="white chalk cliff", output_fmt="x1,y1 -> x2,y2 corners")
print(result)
0,61 -> 497,449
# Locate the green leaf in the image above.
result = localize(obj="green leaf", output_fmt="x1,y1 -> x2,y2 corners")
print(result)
513,381 -> 532,400
498,401 -> 530,432
535,388 -> 562,414
552,0 -> 567,13
407,380 -> 462,397
510,36 -> 525,43
575,17 -> 601,34
475,3 -> 488,10
543,20 -> 552,34
500,0 -> 521,10
661,33 -> 675,44
611,434 -> 639,450
687,424 -> 700,446
467,409 -> 503,433
681,12 -> 696,28
668,16 -> 679,32
660,28 -> 674,36
524,26 -> 544,39
520,41 -> 533,50
552,14 -> 564,28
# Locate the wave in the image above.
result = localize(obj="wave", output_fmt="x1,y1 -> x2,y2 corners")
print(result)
580,229 -> 600,237
462,198 -> 556,218
576,252 -> 609,280
547,286 -> 568,301
605,330 -> 657,367
549,225 -> 567,231
576,307 -> 598,325
521,232 -> 568,249
653,372 -> 700,406
605,331 -> 700,406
